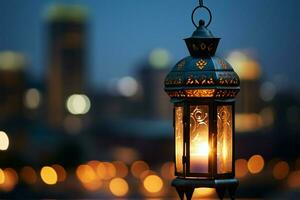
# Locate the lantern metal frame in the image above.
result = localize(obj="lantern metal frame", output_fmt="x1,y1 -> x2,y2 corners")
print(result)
173,99 -> 236,179
164,2 -> 240,200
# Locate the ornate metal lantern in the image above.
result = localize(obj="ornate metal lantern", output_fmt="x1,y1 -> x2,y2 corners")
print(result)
164,2 -> 240,200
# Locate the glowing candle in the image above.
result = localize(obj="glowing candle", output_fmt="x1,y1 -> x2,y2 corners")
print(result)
190,138 -> 209,173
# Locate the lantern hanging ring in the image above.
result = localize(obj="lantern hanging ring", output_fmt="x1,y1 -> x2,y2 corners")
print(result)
191,2 -> 212,28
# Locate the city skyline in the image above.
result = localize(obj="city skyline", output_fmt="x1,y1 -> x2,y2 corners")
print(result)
0,0 -> 299,90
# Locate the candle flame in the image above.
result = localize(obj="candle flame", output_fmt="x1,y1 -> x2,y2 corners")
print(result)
192,142 -> 209,156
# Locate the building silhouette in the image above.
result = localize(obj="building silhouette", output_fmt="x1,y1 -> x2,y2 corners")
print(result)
46,5 -> 88,127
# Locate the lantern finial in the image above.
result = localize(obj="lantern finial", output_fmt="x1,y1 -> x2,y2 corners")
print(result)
191,2 -> 212,28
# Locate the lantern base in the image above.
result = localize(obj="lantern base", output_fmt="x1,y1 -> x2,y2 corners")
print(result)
172,177 -> 238,200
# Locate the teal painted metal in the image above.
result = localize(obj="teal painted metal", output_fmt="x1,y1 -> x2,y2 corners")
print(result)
164,20 -> 240,99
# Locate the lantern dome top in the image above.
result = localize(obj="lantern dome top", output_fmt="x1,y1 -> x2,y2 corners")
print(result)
190,20 -> 215,38
184,20 -> 220,58
164,23 -> 240,99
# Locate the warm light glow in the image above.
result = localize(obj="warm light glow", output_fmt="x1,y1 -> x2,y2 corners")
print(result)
0,168 -> 4,184
20,166 -> 37,184
226,50 -> 261,80
143,175 -> 163,193
235,159 -> 248,178
190,140 -> 210,173
117,76 -> 139,97
112,161 -> 128,178
160,162 -> 175,180
140,170 -> 155,181
217,106 -> 233,174
175,106 -> 184,173
235,114 -> 263,133
24,88 -> 41,109
87,160 -> 101,169
222,145 -> 228,162
52,164 -> 67,182
76,164 -> 96,183
273,161 -> 289,180
190,105 -> 209,173
40,166 -> 58,185
66,94 -> 91,115
0,131 -> 9,151
96,162 -> 116,180
109,178 -> 129,197
193,188 -> 215,198
79,161 -> 102,191
0,168 -> 18,192
247,155 -> 264,174
192,142 -> 210,157
287,170 -> 300,188
131,160 -> 149,179
82,180 -> 102,191
111,147 -> 139,164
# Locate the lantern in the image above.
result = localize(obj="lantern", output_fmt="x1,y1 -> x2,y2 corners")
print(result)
164,2 -> 240,200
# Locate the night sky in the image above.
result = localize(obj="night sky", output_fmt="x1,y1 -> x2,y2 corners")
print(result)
0,0 -> 299,89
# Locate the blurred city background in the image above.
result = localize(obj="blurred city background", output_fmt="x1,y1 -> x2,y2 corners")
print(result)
0,0 -> 300,199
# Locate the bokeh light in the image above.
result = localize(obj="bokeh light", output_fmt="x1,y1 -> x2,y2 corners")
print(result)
0,168 -> 5,184
287,170 -> 300,188
20,166 -> 37,184
0,131 -> 9,151
0,51 -> 25,71
109,177 -> 129,197
193,188 -> 215,198
40,166 -> 58,185
226,50 -> 261,80
149,48 -> 171,69
87,160 -> 101,169
143,175 -> 163,193
76,164 -> 96,183
112,161 -> 128,178
235,159 -> 248,178
131,160 -> 149,179
52,164 -> 67,182
82,179 -> 102,191
160,162 -> 175,180
24,88 -> 42,109
79,161 -> 102,191
139,170 -> 156,181
117,76 -> 139,97
0,168 -> 18,192
248,155 -> 265,174
273,161 -> 289,180
111,147 -> 139,164
66,94 -> 91,115
259,82 -> 276,102
96,162 -> 116,180
235,113 -> 263,133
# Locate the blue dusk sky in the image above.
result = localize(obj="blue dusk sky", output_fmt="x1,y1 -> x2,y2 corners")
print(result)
0,0 -> 299,89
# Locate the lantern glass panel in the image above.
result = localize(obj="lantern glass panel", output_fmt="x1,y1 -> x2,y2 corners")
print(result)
189,105 -> 209,173
217,105 -> 233,174
175,106 -> 184,173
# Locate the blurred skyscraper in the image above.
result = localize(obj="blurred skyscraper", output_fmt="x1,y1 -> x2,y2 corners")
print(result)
0,51 -> 26,124
227,50 -> 265,133
138,49 -> 172,120
45,5 -> 88,127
